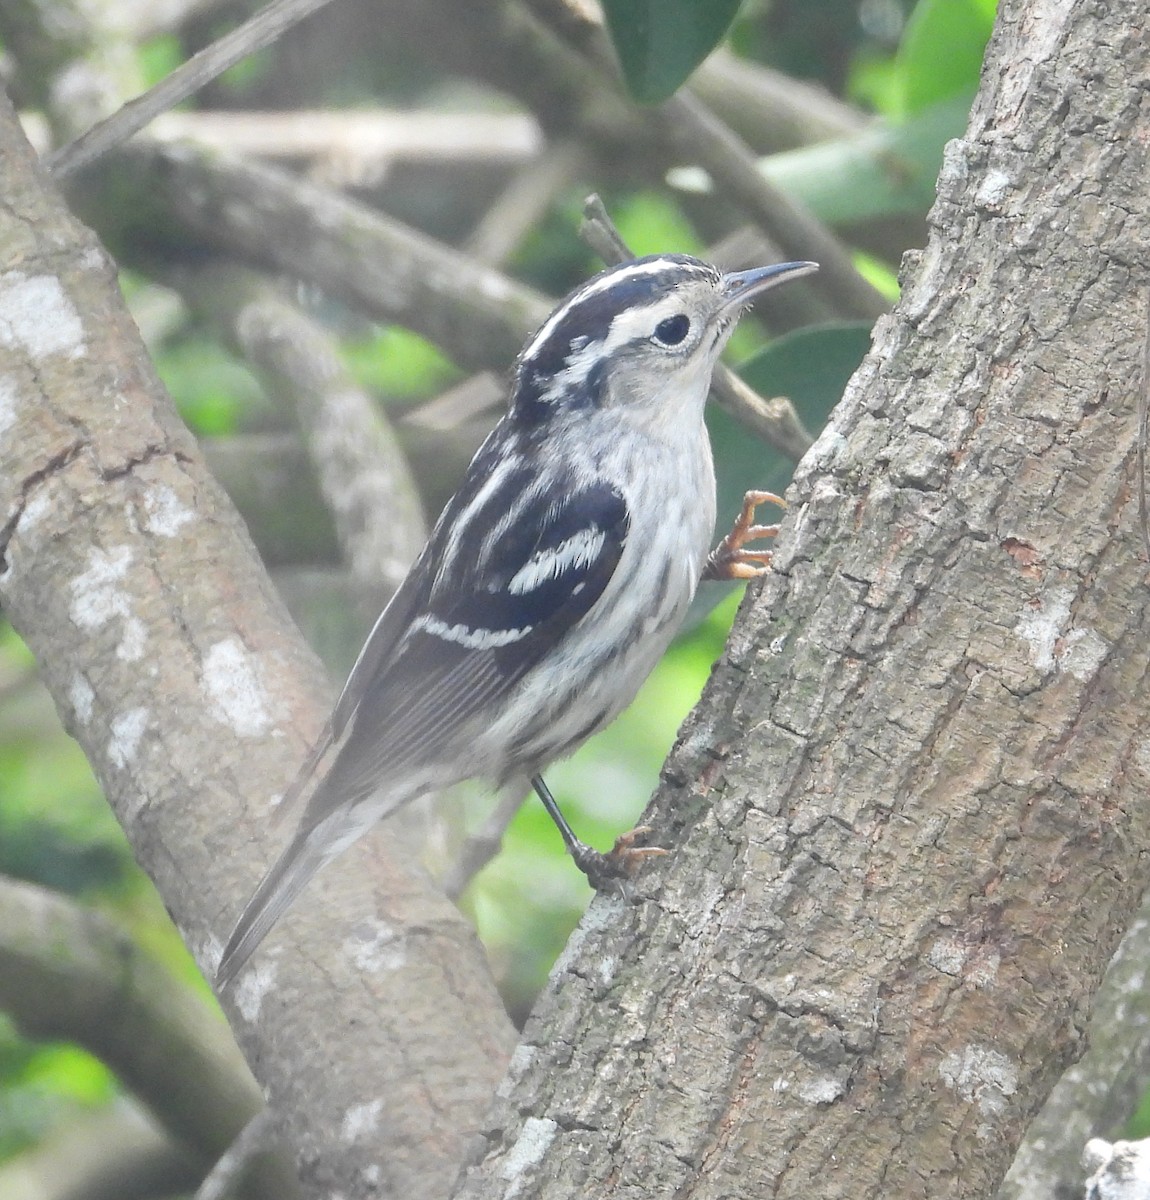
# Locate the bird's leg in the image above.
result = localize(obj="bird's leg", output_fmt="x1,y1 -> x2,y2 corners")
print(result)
704,490 -> 787,581
530,774 -> 666,890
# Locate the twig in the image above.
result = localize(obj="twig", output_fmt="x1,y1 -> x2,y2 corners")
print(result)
148,109 -> 540,178
47,0 -> 340,179
466,141 -> 587,266
0,877 -> 282,1182
520,0 -> 881,326
579,192 -> 633,264
225,277 -> 429,592
691,48 -> 866,153
711,371 -> 813,461
0,1100 -> 203,1200
580,194 -> 813,461
402,373 -> 505,432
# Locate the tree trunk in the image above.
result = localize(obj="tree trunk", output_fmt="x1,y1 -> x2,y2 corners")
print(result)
0,89 -> 515,1200
455,0 -> 1150,1196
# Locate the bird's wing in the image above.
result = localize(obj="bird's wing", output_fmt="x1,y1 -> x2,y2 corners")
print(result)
307,455 -> 630,816
217,461 -> 628,986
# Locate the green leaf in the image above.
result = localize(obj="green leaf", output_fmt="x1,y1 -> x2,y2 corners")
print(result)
671,92 -> 974,227
738,321 -> 875,427
765,93 -> 973,223
602,0 -> 745,104
897,0 -> 996,115
717,320 -> 874,537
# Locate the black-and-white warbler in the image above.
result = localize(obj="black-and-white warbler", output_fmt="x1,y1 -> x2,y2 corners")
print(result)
216,252 -> 817,987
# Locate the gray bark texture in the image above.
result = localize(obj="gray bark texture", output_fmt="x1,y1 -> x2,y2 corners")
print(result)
455,1 -> 1150,1197
0,89 -> 515,1200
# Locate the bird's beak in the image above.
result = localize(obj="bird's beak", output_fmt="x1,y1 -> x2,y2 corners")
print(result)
720,260 -> 819,314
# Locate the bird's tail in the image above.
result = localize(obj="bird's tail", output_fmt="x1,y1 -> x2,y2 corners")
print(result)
215,829 -> 331,990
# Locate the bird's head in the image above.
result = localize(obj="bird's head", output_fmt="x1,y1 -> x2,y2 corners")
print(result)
512,254 -> 818,427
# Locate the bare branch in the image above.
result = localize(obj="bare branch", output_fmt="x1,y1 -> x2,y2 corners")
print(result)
578,192 -> 634,264
0,1099 -> 203,1200
692,47 -> 867,152
95,138 -> 550,372
147,109 -> 542,188
654,91 -> 888,322
180,265 -> 427,594
518,0 -> 884,323
47,0 -> 341,179
999,912 -> 1150,1200
196,1109 -> 280,1200
466,141 -> 587,266
441,786 -> 531,902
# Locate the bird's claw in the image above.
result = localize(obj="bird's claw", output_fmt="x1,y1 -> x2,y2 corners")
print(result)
571,825 -> 668,892
704,489 -> 787,581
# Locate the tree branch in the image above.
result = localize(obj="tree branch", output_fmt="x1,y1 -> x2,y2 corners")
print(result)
999,912 -> 1150,1200
0,1099 -> 203,1200
180,264 -> 427,595
0,90 -> 515,1200
654,90 -> 889,322
85,137 -> 550,372
47,0 -> 341,179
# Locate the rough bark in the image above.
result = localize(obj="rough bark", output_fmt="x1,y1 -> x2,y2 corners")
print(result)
455,1 -> 1150,1197
0,89 -> 515,1199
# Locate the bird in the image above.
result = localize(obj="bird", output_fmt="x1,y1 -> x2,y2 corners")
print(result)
216,252 -> 818,988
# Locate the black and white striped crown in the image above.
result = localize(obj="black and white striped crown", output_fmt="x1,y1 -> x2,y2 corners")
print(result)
512,254 -> 720,417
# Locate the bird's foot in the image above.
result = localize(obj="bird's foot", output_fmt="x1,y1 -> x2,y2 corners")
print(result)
704,489 -> 787,581
570,826 -> 668,892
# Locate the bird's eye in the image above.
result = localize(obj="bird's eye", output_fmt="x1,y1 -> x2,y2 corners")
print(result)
653,314 -> 690,346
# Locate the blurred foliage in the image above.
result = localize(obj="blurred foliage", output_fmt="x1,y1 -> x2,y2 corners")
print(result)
602,0 -> 744,103
895,0 -> 996,115
157,332 -> 268,435
342,326 -> 462,403
0,1023 -> 115,1160
0,0 -> 1001,1183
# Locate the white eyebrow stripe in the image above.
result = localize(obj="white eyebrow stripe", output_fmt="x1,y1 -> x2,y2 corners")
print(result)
412,614 -> 532,649
533,292 -> 697,405
508,528 -> 606,595
603,294 -> 691,351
